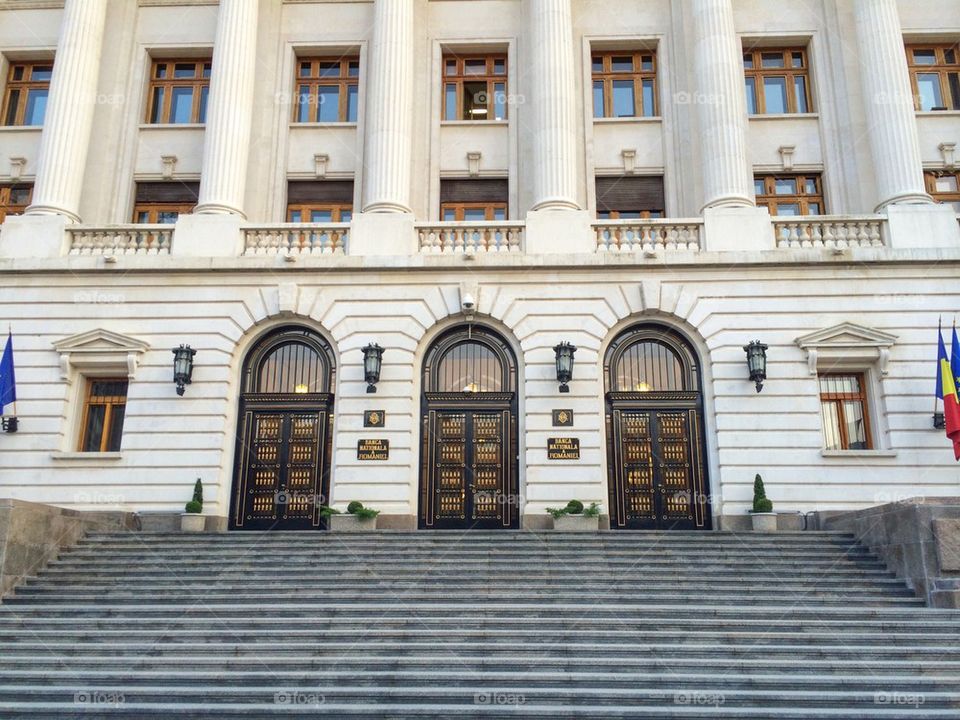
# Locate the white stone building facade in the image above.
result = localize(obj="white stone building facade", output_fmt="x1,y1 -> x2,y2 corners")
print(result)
0,0 -> 958,530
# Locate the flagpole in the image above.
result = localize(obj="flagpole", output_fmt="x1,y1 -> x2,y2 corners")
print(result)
935,316 -> 942,419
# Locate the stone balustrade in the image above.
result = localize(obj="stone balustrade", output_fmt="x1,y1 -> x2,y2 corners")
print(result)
593,220 -> 703,253
773,216 -> 886,249
416,222 -> 524,254
67,226 -> 173,255
243,224 -> 349,256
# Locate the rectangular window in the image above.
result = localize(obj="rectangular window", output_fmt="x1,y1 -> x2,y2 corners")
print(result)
0,183 -> 32,223
755,173 -> 824,216
132,181 -> 199,223
591,50 -> 658,119
79,378 -> 128,453
907,44 -> 960,111
743,47 -> 813,115
439,178 -> 508,220
925,170 -> 960,212
146,59 -> 211,124
286,180 -> 354,222
2,61 -> 53,126
595,176 -> 665,218
442,54 -> 508,121
819,373 -> 872,451
294,57 -> 360,123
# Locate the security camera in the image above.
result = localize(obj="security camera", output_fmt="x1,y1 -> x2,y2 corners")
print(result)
462,293 -> 476,312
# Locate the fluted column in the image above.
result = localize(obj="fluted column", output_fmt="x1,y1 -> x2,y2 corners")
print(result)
529,0 -> 579,210
361,0 -> 414,213
854,0 -> 931,209
195,0 -> 259,217
690,0 -> 754,209
25,0 -> 108,222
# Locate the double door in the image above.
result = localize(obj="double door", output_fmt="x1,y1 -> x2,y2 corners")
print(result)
420,403 -> 518,529
607,405 -> 710,530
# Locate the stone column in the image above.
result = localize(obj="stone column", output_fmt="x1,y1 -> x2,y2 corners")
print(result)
690,0 -> 754,209
854,0 -> 931,208
194,0 -> 259,217
361,0 -> 414,213
25,0 -> 108,221
528,0 -> 579,210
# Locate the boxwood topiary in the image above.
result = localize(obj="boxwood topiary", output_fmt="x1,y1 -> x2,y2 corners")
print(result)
184,500 -> 202,514
347,501 -> 365,514
565,500 -> 584,515
752,474 -> 773,513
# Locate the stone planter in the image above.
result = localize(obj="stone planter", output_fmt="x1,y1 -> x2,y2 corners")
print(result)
552,514 -> 599,532
180,513 -> 205,533
750,512 -> 777,533
329,514 -> 377,533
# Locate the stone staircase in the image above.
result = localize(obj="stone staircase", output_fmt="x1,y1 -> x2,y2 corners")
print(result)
0,530 -> 958,718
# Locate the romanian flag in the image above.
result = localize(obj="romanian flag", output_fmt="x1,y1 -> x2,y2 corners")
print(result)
938,329 -> 960,460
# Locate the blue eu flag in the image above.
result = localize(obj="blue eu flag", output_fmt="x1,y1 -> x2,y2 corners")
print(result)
0,332 -> 15,413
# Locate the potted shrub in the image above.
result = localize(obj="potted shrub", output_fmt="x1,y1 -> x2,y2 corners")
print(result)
547,500 -> 601,532
322,501 -> 380,532
181,478 -> 205,533
749,474 -> 777,532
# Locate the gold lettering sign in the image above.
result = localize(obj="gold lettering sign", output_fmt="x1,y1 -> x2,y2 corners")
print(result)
547,437 -> 580,460
357,439 -> 389,461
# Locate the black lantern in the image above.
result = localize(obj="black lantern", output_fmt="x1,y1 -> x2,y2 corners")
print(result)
743,340 -> 768,393
172,344 -> 196,396
554,342 -> 577,394
1,417 -> 17,433
362,343 -> 384,394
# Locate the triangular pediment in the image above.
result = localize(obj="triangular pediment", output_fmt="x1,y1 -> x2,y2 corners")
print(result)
796,323 -> 897,350
53,329 -> 150,355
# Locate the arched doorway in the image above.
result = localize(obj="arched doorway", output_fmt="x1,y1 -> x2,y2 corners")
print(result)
419,324 -> 520,529
604,324 -> 711,530
230,326 -> 336,531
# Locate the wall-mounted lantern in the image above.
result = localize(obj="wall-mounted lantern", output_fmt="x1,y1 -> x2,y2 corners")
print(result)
172,345 -> 196,396
743,340 -> 768,393
554,342 -> 577,394
362,343 -> 384,394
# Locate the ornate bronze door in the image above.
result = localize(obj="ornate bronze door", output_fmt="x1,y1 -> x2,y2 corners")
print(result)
604,325 -> 711,530
419,325 -> 520,530
230,327 -> 336,531
421,404 -> 517,529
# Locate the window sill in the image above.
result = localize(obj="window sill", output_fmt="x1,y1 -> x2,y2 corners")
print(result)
440,120 -> 509,127
51,451 -> 123,462
289,122 -> 358,129
138,123 -> 205,131
0,125 -> 43,132
821,449 -> 897,459
748,113 -> 820,121
916,110 -> 960,117
593,116 -> 661,124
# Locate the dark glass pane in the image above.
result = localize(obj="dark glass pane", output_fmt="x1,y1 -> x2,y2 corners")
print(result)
310,209 -> 333,223
821,401 -> 841,451
642,79 -> 656,117
299,61 -> 311,78
794,76 -> 809,112
462,81 -> 488,119
791,52 -> 804,68
843,400 -> 868,449
24,89 -> 48,125
155,64 -> 167,79
807,202 -> 822,215
289,209 -> 302,223
949,73 -> 960,110
31,65 -> 53,81
82,405 -> 106,452
775,178 -> 797,194
615,340 -> 684,392
4,90 -> 20,125
150,87 -> 165,123
763,76 -> 788,113
754,178 -> 765,195
444,59 -> 457,76
318,62 -> 339,78
173,63 -> 195,78
592,56 -> 603,73
761,52 -> 785,69
198,86 -> 209,123
436,341 -> 503,392
346,84 -> 359,122
945,49 -> 957,64
464,59 -> 486,76
297,85 -> 311,123
493,207 -> 506,221
340,209 -> 352,223
463,208 -> 485,222
444,83 -> 457,121
612,80 -> 635,117
742,53 -> 754,69
641,55 -> 654,71
170,87 -> 194,123
775,203 -> 801,216
493,59 -> 506,75
202,63 -> 212,78
136,211 -> 150,223
493,82 -> 506,120
12,65 -> 25,81
917,73 -> 943,110
106,405 -> 125,452
442,208 -> 457,221
745,77 -> 757,114
9,188 -> 31,204
316,85 -> 339,122
348,61 -> 360,77
804,178 -> 818,194
611,56 -> 633,72
912,49 -> 937,65
257,342 -> 325,394
593,80 -> 604,118
157,211 -> 179,224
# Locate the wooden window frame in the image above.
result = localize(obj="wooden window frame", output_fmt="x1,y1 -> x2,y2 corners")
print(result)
755,173 -> 825,216
743,47 -> 813,115
925,169 -> 960,209
818,372 -> 873,451
2,61 -> 53,126
591,50 -> 658,118
0,184 -> 32,223
78,378 -> 128,453
442,54 -> 508,122
596,209 -> 663,220
286,203 -> 353,223
907,44 -> 960,111
293,56 -> 360,124
133,202 -> 195,224
145,59 -> 211,125
440,202 -> 508,221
